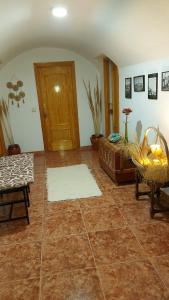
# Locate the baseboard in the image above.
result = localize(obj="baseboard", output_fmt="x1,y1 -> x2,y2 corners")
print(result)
32,150 -> 45,156
80,145 -> 92,151
26,147 -> 92,155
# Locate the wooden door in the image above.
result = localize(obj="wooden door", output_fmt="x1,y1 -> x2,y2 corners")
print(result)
103,57 -> 119,136
112,62 -> 119,133
103,57 -> 110,137
34,61 -> 80,151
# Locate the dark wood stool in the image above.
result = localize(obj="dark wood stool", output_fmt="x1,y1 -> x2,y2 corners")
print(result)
0,185 -> 30,224
135,168 -> 169,218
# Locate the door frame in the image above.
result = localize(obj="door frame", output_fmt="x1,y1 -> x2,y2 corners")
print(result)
112,62 -> 119,133
34,61 -> 80,151
103,57 -> 119,136
0,122 -> 6,155
103,57 -> 110,137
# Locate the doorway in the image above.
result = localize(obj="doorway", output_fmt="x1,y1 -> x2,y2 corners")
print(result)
103,57 -> 119,137
34,61 -> 80,151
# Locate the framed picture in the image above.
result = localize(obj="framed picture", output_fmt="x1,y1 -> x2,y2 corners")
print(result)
148,73 -> 158,100
125,77 -> 132,98
161,71 -> 169,91
133,75 -> 145,92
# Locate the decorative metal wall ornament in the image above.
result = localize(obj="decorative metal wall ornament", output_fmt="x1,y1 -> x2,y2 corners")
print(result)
6,80 -> 25,107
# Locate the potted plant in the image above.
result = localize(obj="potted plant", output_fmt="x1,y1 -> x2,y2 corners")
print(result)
83,78 -> 103,150
0,98 -> 21,155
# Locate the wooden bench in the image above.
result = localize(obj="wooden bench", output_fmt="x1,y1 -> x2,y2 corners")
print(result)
0,153 -> 34,224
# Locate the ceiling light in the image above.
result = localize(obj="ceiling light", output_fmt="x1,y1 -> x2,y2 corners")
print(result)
52,7 -> 67,18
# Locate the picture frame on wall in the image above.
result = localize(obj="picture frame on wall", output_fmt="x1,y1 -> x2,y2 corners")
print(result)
148,73 -> 158,100
161,71 -> 169,91
133,75 -> 145,92
125,77 -> 132,98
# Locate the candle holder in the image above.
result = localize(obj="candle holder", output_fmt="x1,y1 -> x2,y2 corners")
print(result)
122,107 -> 132,143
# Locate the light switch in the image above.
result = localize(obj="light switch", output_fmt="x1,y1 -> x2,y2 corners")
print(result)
32,107 -> 36,112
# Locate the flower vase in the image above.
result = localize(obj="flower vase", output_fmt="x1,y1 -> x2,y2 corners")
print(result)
124,115 -> 128,143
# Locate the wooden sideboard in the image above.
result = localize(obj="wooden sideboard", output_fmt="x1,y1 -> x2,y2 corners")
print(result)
99,138 -> 136,184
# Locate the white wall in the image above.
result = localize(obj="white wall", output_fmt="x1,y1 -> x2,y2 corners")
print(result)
120,58 -> 169,144
0,48 -> 100,152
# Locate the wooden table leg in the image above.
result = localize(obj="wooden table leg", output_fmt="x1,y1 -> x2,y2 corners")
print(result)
150,182 -> 156,218
135,169 -> 139,200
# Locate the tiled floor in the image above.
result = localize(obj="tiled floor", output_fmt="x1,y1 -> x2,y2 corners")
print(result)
1,149 -> 169,299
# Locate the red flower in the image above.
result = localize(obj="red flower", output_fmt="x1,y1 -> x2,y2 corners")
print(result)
122,108 -> 132,115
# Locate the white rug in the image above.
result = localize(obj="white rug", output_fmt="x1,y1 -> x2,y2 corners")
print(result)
47,164 -> 102,202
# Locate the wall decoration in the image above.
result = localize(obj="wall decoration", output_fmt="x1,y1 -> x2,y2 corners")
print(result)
148,73 -> 158,100
6,80 -> 25,107
161,71 -> 169,91
133,75 -> 145,92
125,77 -> 132,98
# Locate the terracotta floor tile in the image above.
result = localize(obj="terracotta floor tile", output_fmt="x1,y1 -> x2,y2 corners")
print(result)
99,181 -> 117,191
44,207 -> 86,238
42,268 -> 104,300
0,278 -> 40,300
46,199 -> 80,212
79,191 -> 116,209
0,259 -> 40,283
120,205 -> 151,225
42,234 -> 95,274
118,196 -> 150,209
98,259 -> 169,300
82,205 -> 127,232
132,222 -> 169,256
121,204 -> 169,227
30,193 -> 45,203
0,240 -> 41,260
0,282 -> 11,299
151,254 -> 169,288
0,219 -> 43,244
1,149 -> 169,299
89,228 -> 144,265
112,191 -> 137,207
30,185 -> 44,196
0,241 -> 41,282
11,278 -> 40,300
11,202 -> 44,220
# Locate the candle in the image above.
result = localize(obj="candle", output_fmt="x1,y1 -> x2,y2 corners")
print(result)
153,159 -> 161,165
150,144 -> 162,156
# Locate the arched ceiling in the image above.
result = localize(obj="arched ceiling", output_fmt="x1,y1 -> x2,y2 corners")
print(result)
1,0 -> 169,67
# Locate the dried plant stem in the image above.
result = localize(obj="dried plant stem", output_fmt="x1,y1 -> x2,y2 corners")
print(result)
83,78 -> 102,136
0,98 -> 14,145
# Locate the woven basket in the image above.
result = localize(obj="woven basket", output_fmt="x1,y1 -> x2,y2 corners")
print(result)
132,127 -> 169,183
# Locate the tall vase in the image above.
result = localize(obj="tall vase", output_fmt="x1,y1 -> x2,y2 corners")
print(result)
125,115 -> 128,143
90,134 -> 103,150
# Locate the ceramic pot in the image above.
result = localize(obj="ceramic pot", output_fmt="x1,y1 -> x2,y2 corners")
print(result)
7,144 -> 21,155
90,134 -> 103,150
